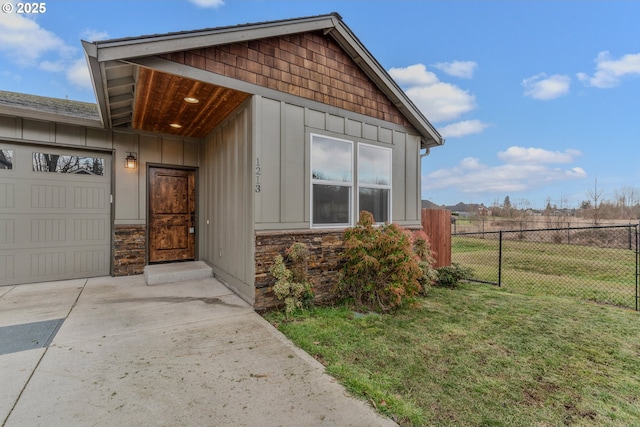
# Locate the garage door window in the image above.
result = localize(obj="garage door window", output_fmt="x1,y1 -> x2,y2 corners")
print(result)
32,152 -> 105,175
0,149 -> 13,170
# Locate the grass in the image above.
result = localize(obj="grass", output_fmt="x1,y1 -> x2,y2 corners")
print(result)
264,284 -> 640,426
452,236 -> 638,309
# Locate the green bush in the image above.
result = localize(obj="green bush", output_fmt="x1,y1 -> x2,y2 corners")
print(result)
435,263 -> 473,288
336,211 -> 436,312
412,230 -> 438,295
270,242 -> 314,318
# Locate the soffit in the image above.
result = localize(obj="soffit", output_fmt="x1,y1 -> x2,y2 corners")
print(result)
101,61 -> 249,138
132,67 -> 249,138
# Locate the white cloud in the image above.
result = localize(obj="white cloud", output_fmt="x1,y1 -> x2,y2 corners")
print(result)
438,120 -> 490,138
66,57 -> 93,90
0,11 -> 97,94
423,147 -> 586,195
39,60 -> 66,72
188,0 -> 225,8
81,29 -> 109,42
577,51 -> 640,88
522,73 -> 571,100
389,63 -> 439,86
497,147 -> 582,164
390,63 -> 477,123
433,61 -> 477,79
0,11 -> 74,66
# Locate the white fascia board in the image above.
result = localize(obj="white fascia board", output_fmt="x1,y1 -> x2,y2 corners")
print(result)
82,40 -> 108,127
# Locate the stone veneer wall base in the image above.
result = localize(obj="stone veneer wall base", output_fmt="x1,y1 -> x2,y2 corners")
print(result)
254,229 -> 344,311
254,225 -> 423,311
113,225 -> 146,276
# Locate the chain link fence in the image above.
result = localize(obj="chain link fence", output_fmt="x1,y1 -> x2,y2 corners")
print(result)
452,224 -> 639,311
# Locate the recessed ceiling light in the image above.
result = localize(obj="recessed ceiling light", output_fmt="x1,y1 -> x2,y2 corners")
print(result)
184,97 -> 199,104
170,123 -> 182,129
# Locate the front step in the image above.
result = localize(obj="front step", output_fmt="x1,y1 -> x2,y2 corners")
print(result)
144,261 -> 213,286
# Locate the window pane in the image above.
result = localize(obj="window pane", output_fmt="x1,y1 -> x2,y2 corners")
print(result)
33,153 -> 104,175
312,136 -> 352,182
359,188 -> 389,223
358,145 -> 390,185
0,149 -> 13,170
313,184 -> 350,225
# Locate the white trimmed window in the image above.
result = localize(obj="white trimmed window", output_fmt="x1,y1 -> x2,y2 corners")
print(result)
357,144 -> 391,224
311,135 -> 393,228
311,134 -> 353,227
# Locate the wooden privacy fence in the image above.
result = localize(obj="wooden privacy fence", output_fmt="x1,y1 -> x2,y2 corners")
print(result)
421,209 -> 452,268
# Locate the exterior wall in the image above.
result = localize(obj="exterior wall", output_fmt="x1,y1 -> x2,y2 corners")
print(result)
112,131 -> 199,274
161,31 -> 413,128
0,114 -> 201,276
113,224 -> 146,275
254,96 -> 423,230
158,30 -> 426,309
254,229 -> 344,311
200,100 -> 254,304
251,96 -> 423,309
254,225 -> 424,311
112,130 -> 200,226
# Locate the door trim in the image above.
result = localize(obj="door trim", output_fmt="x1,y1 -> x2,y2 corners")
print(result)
146,164 -> 198,264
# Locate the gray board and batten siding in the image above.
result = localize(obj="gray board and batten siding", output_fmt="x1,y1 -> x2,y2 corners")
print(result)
254,95 -> 423,230
201,98 -> 254,304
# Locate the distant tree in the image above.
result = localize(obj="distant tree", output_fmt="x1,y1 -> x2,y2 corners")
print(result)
490,197 -> 502,216
503,196 -> 512,217
544,197 -> 553,215
587,177 -> 604,225
580,200 -> 592,210
517,198 -> 531,211
614,186 -> 640,219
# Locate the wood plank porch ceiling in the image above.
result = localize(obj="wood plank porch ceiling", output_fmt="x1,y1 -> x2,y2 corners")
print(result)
133,67 -> 249,139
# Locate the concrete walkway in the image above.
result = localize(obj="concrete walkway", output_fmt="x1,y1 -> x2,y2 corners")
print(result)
0,276 -> 397,427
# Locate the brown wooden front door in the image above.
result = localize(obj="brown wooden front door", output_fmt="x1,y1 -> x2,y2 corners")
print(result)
148,167 -> 196,263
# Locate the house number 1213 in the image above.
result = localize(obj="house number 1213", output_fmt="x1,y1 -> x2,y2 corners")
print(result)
255,158 -> 261,193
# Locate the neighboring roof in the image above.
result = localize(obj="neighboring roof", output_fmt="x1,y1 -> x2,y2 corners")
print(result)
0,90 -> 102,128
84,13 -> 444,148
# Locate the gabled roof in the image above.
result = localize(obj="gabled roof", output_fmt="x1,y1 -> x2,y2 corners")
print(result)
83,13 -> 444,148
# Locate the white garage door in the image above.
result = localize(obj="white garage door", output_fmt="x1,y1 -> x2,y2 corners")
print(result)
0,143 -> 111,286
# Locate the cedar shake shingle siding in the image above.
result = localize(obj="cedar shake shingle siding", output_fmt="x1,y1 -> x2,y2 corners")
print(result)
160,31 -> 414,128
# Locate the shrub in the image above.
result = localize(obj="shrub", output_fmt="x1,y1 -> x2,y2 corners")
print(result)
435,263 -> 473,289
336,211 -> 436,312
269,242 -> 314,318
412,230 -> 438,295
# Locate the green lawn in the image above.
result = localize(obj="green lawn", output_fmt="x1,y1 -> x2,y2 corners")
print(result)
265,285 -> 640,426
452,236 -> 638,309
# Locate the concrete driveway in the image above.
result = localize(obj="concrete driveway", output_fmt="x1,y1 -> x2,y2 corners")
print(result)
0,276 -> 396,427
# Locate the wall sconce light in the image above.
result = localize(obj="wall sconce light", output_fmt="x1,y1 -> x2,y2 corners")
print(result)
125,152 -> 137,169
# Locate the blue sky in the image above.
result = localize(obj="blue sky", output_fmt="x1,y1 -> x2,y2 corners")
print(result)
1,1 -> 639,209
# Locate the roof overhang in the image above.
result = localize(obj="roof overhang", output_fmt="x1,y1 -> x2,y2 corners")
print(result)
83,13 -> 444,147
0,90 -> 103,128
